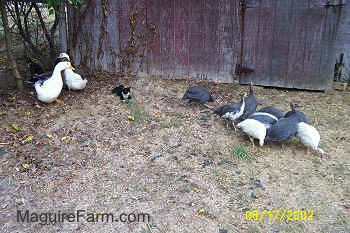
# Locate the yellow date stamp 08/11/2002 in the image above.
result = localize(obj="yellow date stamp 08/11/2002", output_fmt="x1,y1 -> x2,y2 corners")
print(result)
245,209 -> 314,222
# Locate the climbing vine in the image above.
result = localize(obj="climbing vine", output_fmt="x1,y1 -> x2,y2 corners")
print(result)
118,8 -> 157,77
97,0 -> 108,61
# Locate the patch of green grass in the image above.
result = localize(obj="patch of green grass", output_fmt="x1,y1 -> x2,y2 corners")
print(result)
200,114 -> 210,121
231,144 -> 259,160
124,99 -> 148,123
160,118 -> 182,128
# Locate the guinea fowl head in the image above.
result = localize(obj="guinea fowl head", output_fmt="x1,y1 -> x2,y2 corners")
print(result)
316,148 -> 325,158
240,92 -> 248,103
249,81 -> 254,94
290,102 -> 296,113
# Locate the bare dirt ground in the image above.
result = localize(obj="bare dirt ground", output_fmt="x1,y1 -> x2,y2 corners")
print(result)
0,75 -> 349,233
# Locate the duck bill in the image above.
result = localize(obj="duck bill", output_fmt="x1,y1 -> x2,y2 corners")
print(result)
69,65 -> 75,71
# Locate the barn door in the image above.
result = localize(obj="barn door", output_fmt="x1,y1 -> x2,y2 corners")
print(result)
146,0 -> 241,83
238,0 -> 344,90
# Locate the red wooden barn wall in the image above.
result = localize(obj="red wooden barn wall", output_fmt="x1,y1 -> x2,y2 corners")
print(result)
146,0 -> 241,83
67,0 -> 345,90
334,1 -> 350,81
239,0 -> 344,90
67,0 -> 241,83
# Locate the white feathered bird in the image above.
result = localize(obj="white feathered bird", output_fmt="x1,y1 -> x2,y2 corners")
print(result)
297,122 -> 325,157
34,61 -> 74,103
57,53 -> 87,91
237,119 -> 266,147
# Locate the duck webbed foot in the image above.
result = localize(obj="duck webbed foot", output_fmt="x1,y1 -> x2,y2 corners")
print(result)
54,98 -> 64,104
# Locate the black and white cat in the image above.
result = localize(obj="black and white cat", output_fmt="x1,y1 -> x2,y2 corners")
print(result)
112,85 -> 132,101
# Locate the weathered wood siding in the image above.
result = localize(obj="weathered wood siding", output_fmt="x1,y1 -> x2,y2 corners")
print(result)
146,0 -> 241,82
240,0 -> 344,90
334,1 -> 350,81
67,0 -> 241,83
67,0 -> 347,90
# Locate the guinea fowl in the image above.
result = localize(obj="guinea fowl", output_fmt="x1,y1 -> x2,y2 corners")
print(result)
265,103 -> 308,144
241,81 -> 258,119
258,106 -> 284,119
237,119 -> 267,147
236,110 -> 278,146
248,112 -> 278,129
182,86 -> 214,104
284,103 -> 308,123
297,122 -> 325,157
213,93 -> 247,130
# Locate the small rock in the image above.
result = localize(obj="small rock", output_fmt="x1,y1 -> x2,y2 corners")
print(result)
271,226 -> 280,232
236,170 -> 241,174
219,229 -> 228,233
255,179 -> 263,188
201,160 -> 213,168
179,189 -> 191,193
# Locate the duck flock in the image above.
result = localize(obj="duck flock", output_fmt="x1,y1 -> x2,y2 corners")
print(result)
27,53 -> 324,157
182,84 -> 325,157
27,53 -> 87,103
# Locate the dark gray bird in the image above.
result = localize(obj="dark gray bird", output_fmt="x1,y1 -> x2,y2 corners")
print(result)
264,103 -> 308,143
241,82 -> 258,119
214,93 -> 247,130
181,86 -> 214,104
284,103 -> 308,123
258,106 -> 284,119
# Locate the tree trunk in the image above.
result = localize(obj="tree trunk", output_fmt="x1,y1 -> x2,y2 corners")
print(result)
58,1 -> 67,53
0,0 -> 23,90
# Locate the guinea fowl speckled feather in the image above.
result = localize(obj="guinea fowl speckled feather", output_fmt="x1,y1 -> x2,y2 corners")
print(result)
182,86 -> 214,104
214,93 -> 247,129
241,82 -> 258,119
297,122 -> 325,157
214,93 -> 246,118
264,118 -> 298,143
265,103 -> 308,143
237,119 -> 267,147
258,106 -> 284,119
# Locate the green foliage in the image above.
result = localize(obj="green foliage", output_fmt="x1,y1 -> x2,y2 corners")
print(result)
125,99 -> 148,123
46,0 -> 83,15
232,144 -> 260,160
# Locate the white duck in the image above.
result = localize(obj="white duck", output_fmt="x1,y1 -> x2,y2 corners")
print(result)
297,122 -> 325,157
237,119 -> 266,147
34,61 -> 74,103
57,53 -> 87,91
